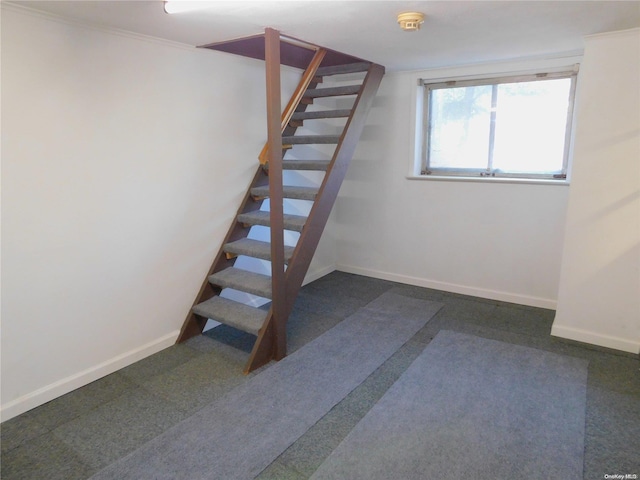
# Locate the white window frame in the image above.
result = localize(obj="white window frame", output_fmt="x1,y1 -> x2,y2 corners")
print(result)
419,69 -> 578,181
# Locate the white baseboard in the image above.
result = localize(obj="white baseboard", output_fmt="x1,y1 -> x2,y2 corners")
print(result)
1,330 -> 180,422
336,264 -> 557,309
303,264 -> 336,285
551,324 -> 640,355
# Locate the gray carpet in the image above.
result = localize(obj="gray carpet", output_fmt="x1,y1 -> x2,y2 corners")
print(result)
311,330 -> 589,480
89,292 -> 443,480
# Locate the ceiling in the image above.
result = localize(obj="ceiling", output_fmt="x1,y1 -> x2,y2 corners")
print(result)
10,0 -> 640,71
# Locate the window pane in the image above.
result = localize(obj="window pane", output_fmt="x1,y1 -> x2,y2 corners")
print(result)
428,85 -> 492,170
492,79 -> 571,174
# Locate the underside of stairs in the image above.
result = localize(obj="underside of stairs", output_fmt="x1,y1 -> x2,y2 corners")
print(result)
177,29 -> 385,373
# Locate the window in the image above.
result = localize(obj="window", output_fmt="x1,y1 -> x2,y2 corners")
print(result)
420,71 -> 577,180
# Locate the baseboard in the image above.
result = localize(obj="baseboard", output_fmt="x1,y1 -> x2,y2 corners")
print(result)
336,264 -> 557,309
551,324 -> 640,355
303,264 -> 336,285
1,330 -> 180,422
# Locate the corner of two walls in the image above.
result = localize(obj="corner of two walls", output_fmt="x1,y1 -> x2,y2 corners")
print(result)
0,6 -> 336,421
552,28 -> 640,355
335,60 -> 572,311
336,33 -> 639,355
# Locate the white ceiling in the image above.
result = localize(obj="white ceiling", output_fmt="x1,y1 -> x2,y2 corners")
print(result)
10,0 -> 640,71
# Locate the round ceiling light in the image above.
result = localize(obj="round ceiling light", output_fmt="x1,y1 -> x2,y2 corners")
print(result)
397,12 -> 425,31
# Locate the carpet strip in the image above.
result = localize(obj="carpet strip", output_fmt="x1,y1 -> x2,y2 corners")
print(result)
90,292 -> 443,480
311,330 -> 588,480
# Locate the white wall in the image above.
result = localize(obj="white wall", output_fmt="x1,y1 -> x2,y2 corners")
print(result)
335,58 -> 577,308
552,29 -> 640,354
1,5 -> 336,420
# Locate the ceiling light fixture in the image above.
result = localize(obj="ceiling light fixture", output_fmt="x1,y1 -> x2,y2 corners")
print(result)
397,12 -> 425,32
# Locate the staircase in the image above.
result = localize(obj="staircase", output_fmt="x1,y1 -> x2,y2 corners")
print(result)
177,30 -> 385,373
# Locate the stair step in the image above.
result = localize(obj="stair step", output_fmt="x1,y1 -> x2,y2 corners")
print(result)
192,296 -> 267,335
237,210 -> 307,232
316,62 -> 371,76
264,160 -> 330,171
209,267 -> 272,298
223,238 -> 295,263
282,135 -> 341,145
291,109 -> 352,121
283,160 -> 331,171
251,185 -> 318,201
304,85 -> 361,98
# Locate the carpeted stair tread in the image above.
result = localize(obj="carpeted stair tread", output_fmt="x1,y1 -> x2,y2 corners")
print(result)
223,238 -> 295,262
282,160 -> 330,171
237,210 -> 307,232
251,185 -> 318,201
264,160 -> 331,171
192,296 -> 266,335
281,159 -> 331,171
291,109 -> 352,121
208,267 -> 272,299
315,62 -> 371,76
304,85 -> 361,98
282,135 -> 341,145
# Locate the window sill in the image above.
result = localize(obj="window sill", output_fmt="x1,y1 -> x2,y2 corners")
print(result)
406,175 -> 570,186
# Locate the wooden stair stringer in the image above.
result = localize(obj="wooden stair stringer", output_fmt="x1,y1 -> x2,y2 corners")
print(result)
243,63 -> 385,373
284,63 -> 386,322
176,165 -> 267,343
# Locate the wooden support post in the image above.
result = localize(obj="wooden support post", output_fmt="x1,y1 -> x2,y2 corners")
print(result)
265,28 -> 287,360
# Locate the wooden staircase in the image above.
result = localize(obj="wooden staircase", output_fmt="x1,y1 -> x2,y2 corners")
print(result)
177,29 -> 385,373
